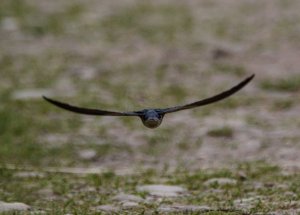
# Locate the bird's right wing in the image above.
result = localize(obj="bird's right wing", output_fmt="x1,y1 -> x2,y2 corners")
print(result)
161,74 -> 255,114
43,96 -> 142,116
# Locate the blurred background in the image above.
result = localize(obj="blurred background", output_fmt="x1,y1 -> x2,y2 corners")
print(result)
1,0 -> 300,173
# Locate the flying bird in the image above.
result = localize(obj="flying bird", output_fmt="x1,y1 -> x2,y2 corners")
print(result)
43,74 -> 254,129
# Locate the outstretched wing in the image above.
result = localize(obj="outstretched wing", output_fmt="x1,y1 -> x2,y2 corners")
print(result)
161,74 -> 255,114
43,96 -> 141,116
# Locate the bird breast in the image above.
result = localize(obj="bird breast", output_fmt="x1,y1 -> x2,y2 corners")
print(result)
143,118 -> 162,128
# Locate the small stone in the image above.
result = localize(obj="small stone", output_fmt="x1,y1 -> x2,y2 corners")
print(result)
284,201 -> 300,207
121,201 -> 140,209
1,17 -> 18,31
265,208 -> 300,215
211,48 -> 232,60
0,201 -> 30,212
37,187 -> 54,197
144,196 -> 162,204
78,149 -> 97,160
53,77 -> 76,97
253,182 -> 264,189
136,185 -> 186,197
112,193 -> 143,203
94,205 -> 119,212
237,171 -> 247,181
12,89 -> 52,100
284,191 -> 297,198
14,171 -> 45,178
234,196 -> 262,210
158,205 -> 212,213
277,184 -> 289,189
204,178 -> 237,186
82,187 -> 96,192
30,209 -> 46,214
69,66 -> 97,80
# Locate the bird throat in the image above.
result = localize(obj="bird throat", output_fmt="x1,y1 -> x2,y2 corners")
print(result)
143,119 -> 162,128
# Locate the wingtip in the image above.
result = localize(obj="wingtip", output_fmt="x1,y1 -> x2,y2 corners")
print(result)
42,95 -> 54,103
249,73 -> 255,79
42,95 -> 49,100
244,74 -> 255,83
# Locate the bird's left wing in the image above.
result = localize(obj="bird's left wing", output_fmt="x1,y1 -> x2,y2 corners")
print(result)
161,74 -> 255,114
43,96 -> 141,116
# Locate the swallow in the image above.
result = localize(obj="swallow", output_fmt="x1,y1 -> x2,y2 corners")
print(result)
43,74 -> 254,129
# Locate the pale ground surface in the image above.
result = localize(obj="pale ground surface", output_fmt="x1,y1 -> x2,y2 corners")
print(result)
1,0 -> 300,214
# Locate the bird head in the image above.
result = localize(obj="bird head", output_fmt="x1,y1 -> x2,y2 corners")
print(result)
140,109 -> 164,128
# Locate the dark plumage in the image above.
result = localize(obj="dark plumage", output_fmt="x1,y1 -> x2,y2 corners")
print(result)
43,74 -> 254,128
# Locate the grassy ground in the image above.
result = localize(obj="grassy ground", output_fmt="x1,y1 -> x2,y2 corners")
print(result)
1,162 -> 300,214
1,0 -> 300,214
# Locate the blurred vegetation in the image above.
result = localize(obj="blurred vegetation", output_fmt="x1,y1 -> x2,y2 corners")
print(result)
260,75 -> 300,92
100,3 -> 194,43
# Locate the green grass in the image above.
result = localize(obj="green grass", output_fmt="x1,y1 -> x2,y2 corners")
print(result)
25,3 -> 85,36
0,162 -> 299,214
0,0 -> 32,20
211,63 -> 247,77
207,126 -> 234,138
100,2 -> 194,43
0,0 -> 85,36
260,75 -> 300,92
271,98 -> 295,111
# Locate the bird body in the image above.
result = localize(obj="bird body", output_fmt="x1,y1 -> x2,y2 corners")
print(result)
43,74 -> 255,129
139,109 -> 164,128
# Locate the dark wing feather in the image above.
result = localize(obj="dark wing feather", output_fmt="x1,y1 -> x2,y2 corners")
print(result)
43,96 -> 141,116
161,74 -> 255,114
